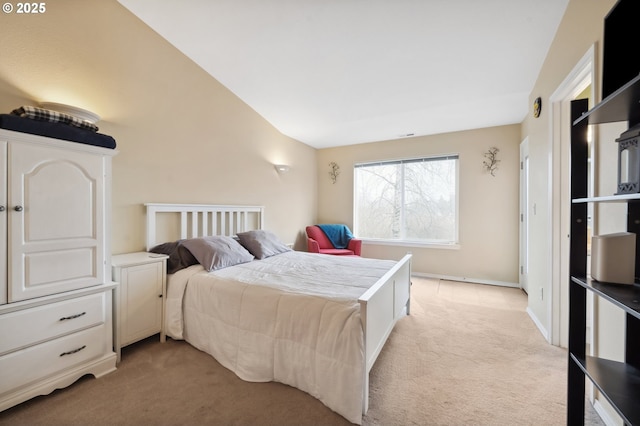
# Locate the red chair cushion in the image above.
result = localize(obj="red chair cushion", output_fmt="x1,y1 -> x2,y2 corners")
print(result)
306,225 -> 334,249
306,225 -> 361,256
319,248 -> 356,256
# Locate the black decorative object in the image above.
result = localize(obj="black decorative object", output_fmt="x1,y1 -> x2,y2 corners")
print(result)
483,147 -> 500,176
533,97 -> 542,118
615,124 -> 640,194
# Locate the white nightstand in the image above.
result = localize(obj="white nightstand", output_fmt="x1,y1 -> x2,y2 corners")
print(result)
112,252 -> 168,362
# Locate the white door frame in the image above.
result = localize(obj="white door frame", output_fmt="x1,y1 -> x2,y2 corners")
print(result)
548,45 -> 595,347
520,138 -> 530,293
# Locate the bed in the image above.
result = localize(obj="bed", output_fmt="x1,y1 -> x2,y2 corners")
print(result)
145,203 -> 412,424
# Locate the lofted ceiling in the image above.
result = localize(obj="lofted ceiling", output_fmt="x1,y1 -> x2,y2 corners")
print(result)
118,0 -> 569,149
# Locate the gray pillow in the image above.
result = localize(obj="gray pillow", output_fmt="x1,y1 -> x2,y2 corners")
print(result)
182,236 -> 254,271
149,240 -> 198,274
236,230 -> 292,259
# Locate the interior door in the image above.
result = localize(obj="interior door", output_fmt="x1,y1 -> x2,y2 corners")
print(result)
520,138 -> 530,293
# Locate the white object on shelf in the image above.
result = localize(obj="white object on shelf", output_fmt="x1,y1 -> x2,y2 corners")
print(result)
39,102 -> 100,124
591,232 -> 636,285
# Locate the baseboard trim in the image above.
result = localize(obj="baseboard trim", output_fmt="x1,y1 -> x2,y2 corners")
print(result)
526,307 -> 550,341
593,399 -> 619,426
412,272 -> 519,288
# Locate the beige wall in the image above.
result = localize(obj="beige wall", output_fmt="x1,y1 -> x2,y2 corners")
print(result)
521,0 -> 616,333
523,0 -> 624,421
0,0 -> 317,253
317,124 -> 521,283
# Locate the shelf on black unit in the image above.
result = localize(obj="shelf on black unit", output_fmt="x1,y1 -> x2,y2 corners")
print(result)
570,276 -> 640,320
572,194 -> 640,203
574,72 -> 640,126
570,354 -> 640,426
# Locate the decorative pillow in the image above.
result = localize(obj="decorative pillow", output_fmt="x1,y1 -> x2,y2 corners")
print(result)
236,230 -> 292,259
149,240 -> 198,274
181,236 -> 254,271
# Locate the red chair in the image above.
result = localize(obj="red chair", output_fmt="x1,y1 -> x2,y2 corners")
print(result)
306,225 -> 362,256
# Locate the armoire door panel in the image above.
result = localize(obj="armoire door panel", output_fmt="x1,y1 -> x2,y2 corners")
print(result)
8,143 -> 105,302
23,159 -> 96,241
25,247 -> 97,285
0,141 -> 7,305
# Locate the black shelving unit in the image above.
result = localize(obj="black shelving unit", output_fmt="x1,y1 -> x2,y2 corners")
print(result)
568,78 -> 640,426
574,73 -> 640,127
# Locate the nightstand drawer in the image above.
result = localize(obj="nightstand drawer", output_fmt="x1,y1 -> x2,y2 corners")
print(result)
0,324 -> 109,395
0,293 -> 106,355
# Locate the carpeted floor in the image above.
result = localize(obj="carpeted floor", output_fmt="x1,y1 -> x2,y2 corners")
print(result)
0,278 -> 604,425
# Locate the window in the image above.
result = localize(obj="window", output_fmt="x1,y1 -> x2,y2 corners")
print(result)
354,155 -> 458,244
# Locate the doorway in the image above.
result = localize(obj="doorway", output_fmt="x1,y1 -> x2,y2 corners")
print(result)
519,138 -> 530,293
548,45 -> 594,347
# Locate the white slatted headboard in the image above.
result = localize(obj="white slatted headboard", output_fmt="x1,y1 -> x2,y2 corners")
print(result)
145,203 -> 264,250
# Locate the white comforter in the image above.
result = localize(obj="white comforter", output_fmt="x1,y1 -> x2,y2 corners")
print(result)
165,251 -> 397,424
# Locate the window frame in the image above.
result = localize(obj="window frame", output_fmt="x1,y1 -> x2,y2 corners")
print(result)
353,154 -> 460,248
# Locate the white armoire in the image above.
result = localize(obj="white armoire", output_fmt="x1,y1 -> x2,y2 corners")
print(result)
0,128 -> 117,411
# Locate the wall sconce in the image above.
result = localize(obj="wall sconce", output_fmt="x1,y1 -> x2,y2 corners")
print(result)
274,164 -> 290,173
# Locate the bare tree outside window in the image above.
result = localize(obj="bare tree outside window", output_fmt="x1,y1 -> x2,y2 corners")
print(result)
354,155 -> 458,243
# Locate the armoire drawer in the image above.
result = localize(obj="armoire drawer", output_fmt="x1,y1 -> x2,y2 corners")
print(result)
0,292 -> 106,355
0,324 -> 109,395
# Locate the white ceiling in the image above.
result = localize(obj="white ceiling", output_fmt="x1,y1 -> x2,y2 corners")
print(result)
118,0 -> 569,149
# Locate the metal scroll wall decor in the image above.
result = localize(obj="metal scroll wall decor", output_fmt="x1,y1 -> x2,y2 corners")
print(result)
329,161 -> 340,184
483,147 -> 500,176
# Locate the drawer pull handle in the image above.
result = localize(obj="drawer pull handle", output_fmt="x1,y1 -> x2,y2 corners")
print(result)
60,345 -> 86,357
59,312 -> 86,321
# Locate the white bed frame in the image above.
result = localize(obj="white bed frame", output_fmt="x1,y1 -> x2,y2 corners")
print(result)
145,203 -> 412,416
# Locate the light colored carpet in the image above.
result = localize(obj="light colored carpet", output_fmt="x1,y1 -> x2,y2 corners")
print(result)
0,278 -> 603,425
